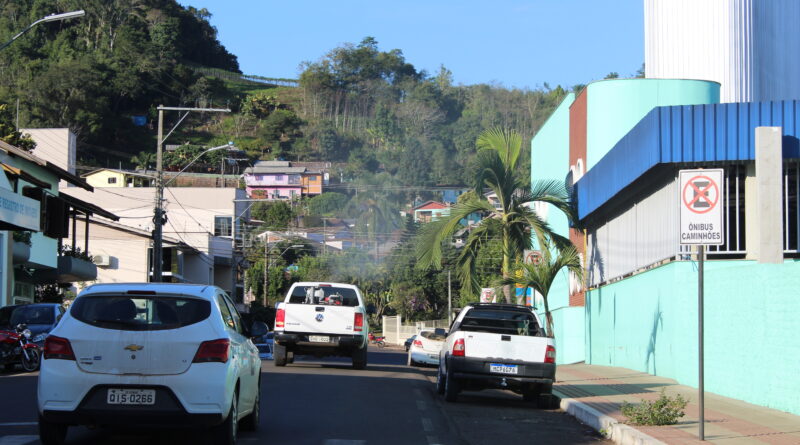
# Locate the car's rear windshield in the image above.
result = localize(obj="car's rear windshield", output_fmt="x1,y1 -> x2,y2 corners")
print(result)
10,305 -> 54,326
420,330 -> 447,341
459,309 -> 541,336
71,295 -> 211,331
287,286 -> 359,307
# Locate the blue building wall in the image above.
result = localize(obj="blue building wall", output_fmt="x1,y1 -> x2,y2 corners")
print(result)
586,259 -> 800,415
578,100 -> 800,220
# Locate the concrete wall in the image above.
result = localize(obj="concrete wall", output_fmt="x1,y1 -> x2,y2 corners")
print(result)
74,224 -> 150,286
586,259 -> 800,415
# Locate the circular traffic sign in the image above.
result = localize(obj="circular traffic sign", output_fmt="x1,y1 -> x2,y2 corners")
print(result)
682,175 -> 719,214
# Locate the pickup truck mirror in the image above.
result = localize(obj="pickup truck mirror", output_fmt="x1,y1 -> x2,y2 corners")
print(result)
250,321 -> 269,338
366,304 -> 376,315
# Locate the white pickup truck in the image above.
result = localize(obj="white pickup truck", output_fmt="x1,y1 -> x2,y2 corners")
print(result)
273,282 -> 369,369
437,303 -> 556,406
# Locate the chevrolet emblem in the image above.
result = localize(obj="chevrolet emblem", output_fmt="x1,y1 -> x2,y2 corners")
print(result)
124,344 -> 144,352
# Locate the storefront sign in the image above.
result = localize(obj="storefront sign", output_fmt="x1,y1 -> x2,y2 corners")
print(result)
0,187 -> 40,231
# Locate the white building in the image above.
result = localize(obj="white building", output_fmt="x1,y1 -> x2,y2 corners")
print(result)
645,0 -> 800,102
61,186 -> 250,300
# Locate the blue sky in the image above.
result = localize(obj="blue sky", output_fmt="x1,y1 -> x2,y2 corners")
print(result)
179,0 -> 644,90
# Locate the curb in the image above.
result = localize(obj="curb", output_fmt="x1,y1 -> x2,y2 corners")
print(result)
553,389 -> 668,445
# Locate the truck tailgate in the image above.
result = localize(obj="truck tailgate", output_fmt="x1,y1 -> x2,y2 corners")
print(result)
463,332 -> 549,363
283,303 -> 357,335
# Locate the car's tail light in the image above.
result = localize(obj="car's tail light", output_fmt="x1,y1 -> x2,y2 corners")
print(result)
193,339 -> 230,363
545,345 -> 556,364
354,313 -> 364,332
44,336 -> 75,361
275,308 -> 285,328
413,339 -> 423,347
452,338 -> 465,357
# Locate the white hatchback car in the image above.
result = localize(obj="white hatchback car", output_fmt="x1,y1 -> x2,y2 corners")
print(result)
407,328 -> 447,366
37,283 -> 266,445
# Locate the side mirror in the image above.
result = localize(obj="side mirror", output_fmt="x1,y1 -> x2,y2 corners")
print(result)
366,304 -> 376,315
250,321 -> 269,338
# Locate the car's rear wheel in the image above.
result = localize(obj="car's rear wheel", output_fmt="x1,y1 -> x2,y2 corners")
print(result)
352,344 -> 367,370
522,383 -> 541,402
212,391 -> 238,445
444,363 -> 460,402
286,351 -> 295,364
435,365 -> 446,395
239,380 -> 260,432
38,415 -> 67,445
273,343 -> 287,367
22,349 -> 40,372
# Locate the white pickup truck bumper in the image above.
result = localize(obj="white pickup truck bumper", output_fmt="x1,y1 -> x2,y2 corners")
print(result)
448,356 -> 555,390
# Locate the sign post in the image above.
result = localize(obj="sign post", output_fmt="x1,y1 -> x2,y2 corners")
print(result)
679,168 -> 724,441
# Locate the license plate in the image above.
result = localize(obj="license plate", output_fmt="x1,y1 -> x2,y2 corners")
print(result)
107,389 -> 156,405
489,363 -> 518,375
309,335 -> 330,343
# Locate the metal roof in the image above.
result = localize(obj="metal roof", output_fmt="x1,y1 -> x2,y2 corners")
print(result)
244,166 -> 307,174
576,100 -> 800,220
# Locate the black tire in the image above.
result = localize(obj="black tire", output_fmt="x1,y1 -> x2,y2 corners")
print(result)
38,415 -> 67,445
273,343 -> 287,367
212,391 -> 238,445
22,349 -> 40,372
377,341 -> 385,348
537,393 -> 556,409
435,365 -> 446,395
522,383 -> 541,402
352,344 -> 367,370
239,380 -> 260,432
444,363 -> 460,402
286,351 -> 294,364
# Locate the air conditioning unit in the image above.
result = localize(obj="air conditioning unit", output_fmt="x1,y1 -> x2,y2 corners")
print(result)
93,254 -> 112,267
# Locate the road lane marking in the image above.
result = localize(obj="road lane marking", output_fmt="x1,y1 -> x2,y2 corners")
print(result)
416,400 -> 427,411
426,435 -> 442,445
322,440 -> 366,445
0,436 -> 38,445
0,423 -> 37,426
422,417 -> 433,432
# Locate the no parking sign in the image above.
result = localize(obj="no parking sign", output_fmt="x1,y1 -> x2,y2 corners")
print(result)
679,169 -> 725,245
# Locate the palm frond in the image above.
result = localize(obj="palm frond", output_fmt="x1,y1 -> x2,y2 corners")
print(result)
476,127 -> 522,170
415,198 -> 494,270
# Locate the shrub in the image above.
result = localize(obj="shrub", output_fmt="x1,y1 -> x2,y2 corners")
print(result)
620,389 -> 688,426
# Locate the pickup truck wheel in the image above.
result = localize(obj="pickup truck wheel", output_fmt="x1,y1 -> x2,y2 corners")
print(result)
287,351 -> 295,364
273,343 -> 287,367
38,415 -> 67,445
435,365 -> 446,395
352,345 -> 367,370
444,365 -> 460,402
522,384 -> 541,402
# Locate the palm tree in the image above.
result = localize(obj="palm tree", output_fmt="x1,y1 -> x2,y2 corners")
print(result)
416,127 -> 575,302
131,151 -> 156,171
500,241 -> 583,337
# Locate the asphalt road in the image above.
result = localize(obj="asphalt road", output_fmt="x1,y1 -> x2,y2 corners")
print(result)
0,347 -> 609,445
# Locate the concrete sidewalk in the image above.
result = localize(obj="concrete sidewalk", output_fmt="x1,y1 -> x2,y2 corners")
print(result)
553,363 -> 800,445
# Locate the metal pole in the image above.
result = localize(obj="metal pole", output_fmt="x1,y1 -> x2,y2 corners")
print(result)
264,241 -> 269,307
447,270 -> 452,322
698,244 -> 705,441
152,107 -> 164,282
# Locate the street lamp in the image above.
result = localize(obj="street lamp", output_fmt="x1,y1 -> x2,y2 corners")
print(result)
264,244 -> 303,306
0,10 -> 85,51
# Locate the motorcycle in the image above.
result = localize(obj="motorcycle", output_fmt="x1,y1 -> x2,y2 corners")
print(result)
0,323 -> 41,372
368,332 -> 386,348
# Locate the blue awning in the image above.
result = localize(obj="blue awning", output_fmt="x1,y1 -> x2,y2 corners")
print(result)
576,100 -> 800,220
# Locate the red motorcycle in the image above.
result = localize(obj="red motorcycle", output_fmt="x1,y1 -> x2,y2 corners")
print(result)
0,323 -> 41,372
368,332 -> 386,348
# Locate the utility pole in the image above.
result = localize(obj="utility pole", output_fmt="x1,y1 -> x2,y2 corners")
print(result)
263,243 -> 269,307
447,269 -> 452,322
151,105 -> 230,282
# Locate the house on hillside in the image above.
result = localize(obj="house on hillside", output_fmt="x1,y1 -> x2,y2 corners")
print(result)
243,161 -> 329,200
82,168 -> 154,188
413,201 -> 450,223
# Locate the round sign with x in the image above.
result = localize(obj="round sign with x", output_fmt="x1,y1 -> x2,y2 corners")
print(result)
682,175 -> 719,214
